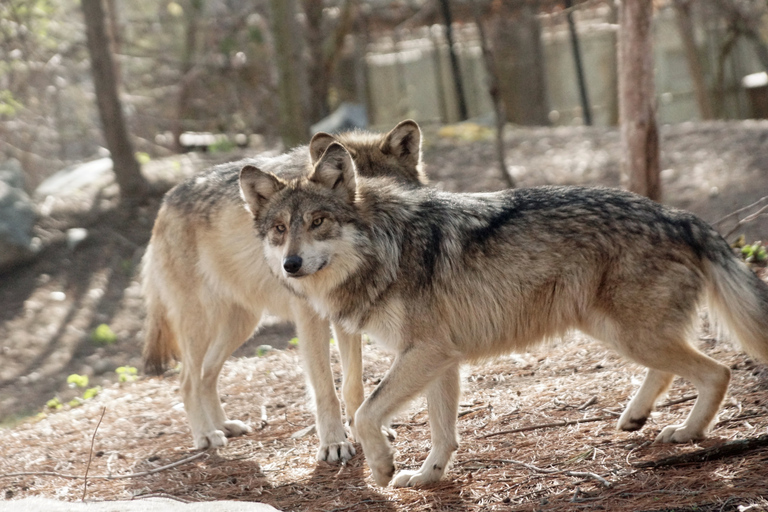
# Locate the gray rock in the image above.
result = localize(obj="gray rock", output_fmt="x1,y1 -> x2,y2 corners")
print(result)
0,159 -> 38,272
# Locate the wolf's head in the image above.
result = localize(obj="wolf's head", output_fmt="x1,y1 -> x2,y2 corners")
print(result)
308,119 -> 426,186
239,120 -> 420,284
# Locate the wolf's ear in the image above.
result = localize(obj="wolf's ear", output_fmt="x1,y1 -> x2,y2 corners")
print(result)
381,119 -> 422,170
310,142 -> 356,202
309,132 -> 336,164
239,165 -> 286,215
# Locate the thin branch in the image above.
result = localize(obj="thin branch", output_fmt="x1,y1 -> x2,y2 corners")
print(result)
658,394 -> 697,408
322,499 -> 392,512
82,406 -> 106,501
0,451 -> 208,481
459,458 -> 611,487
632,433 -> 768,469
477,415 -> 609,439
722,204 -> 768,240
712,196 -> 768,236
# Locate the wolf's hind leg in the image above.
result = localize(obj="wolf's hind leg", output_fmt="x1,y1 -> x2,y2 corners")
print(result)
294,306 -> 355,463
392,363 -> 460,488
618,369 -> 675,431
612,332 -> 730,443
200,305 -> 258,439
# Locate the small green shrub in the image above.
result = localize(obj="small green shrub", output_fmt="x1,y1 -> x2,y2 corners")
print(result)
66,374 -> 89,388
91,324 -> 117,345
46,397 -> 62,410
115,366 -> 138,383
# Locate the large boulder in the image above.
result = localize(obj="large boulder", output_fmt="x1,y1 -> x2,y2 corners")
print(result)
0,159 -> 38,272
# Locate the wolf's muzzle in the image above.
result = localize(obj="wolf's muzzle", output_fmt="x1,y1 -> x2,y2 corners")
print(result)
283,255 -> 303,275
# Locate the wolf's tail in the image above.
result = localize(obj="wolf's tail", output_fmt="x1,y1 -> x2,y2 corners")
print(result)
705,244 -> 768,362
142,245 -> 180,376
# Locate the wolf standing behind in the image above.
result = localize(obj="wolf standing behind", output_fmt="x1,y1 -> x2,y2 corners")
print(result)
240,142 -> 768,487
141,121 -> 426,461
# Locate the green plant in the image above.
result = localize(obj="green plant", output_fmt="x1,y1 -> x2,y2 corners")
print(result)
288,337 -> 299,347
256,345 -> 273,357
741,241 -> 767,264
115,366 -> 138,383
209,137 -> 235,153
66,374 -> 88,388
46,397 -> 62,410
91,324 -> 117,345
135,152 -> 151,165
83,386 -> 101,400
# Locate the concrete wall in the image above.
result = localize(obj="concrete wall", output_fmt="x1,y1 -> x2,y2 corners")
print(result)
364,5 -> 765,128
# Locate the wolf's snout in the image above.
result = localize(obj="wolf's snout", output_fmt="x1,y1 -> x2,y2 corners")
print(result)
283,255 -> 303,274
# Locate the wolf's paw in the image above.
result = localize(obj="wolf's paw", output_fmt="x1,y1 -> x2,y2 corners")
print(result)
654,424 -> 705,444
194,430 -> 228,450
382,425 -> 397,442
368,458 -> 396,487
317,441 -> 356,463
222,420 -> 252,437
617,414 -> 648,432
392,468 -> 442,488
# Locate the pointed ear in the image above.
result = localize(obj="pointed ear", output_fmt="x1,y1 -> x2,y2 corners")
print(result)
380,119 -> 422,170
309,132 -> 336,164
239,165 -> 286,215
309,142 -> 356,202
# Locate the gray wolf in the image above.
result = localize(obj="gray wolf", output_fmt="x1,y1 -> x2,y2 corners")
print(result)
141,120 -> 426,462
240,142 -> 768,487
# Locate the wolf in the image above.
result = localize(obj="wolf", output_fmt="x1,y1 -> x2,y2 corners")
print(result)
240,141 -> 768,487
141,121 -> 426,462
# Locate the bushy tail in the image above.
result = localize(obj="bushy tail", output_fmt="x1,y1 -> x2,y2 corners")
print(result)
706,255 -> 768,363
142,247 -> 180,375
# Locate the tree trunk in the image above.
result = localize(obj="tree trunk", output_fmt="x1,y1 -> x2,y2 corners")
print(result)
303,0 -> 357,125
269,0 -> 308,148
303,0 -> 330,124
81,0 -> 148,201
438,0 -> 468,121
489,1 -> 549,126
470,0 -> 514,188
673,0 -> 713,120
618,0 -> 660,201
565,0 -> 592,125
172,0 -> 203,153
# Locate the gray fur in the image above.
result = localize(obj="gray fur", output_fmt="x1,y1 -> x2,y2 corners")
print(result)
242,142 -> 768,488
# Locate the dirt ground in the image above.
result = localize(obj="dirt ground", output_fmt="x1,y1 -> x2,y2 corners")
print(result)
1,121 -> 767,511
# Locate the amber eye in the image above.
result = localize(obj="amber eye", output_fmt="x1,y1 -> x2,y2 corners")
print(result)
312,217 -> 324,228
274,224 -> 286,233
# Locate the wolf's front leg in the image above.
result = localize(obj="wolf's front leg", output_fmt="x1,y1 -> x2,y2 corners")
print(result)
294,305 -> 356,463
392,363 -> 460,487
355,343 -> 458,486
333,324 -> 365,434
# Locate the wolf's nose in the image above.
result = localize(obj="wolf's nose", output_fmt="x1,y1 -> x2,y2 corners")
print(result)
283,255 -> 303,274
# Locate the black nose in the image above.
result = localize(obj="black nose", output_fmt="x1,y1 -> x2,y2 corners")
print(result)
283,255 -> 303,274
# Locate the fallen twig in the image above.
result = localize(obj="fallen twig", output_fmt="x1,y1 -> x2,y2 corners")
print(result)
459,458 -> 611,487
82,406 -> 106,501
577,396 -> 598,410
0,451 -> 208,481
458,404 -> 492,418
322,499 -> 392,512
632,433 -> 768,469
658,394 -> 697,408
478,415 -> 609,439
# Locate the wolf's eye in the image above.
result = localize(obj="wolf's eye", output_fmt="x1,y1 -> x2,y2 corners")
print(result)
312,217 -> 324,228
274,224 -> 286,233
